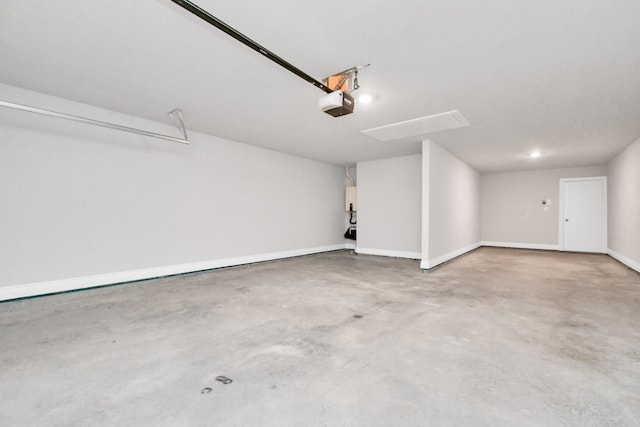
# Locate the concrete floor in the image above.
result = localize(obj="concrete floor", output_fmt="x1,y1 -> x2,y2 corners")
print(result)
1,248 -> 639,426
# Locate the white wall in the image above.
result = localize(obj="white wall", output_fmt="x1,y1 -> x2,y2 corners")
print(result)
422,141 -> 480,268
356,155 -> 422,258
481,165 -> 607,248
607,137 -> 640,272
0,84 -> 346,299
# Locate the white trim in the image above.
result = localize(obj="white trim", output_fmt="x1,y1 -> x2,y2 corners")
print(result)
420,242 -> 481,269
0,244 -> 348,302
355,247 -> 422,260
608,249 -> 640,274
559,176 -> 607,253
481,241 -> 560,251
344,242 -> 356,250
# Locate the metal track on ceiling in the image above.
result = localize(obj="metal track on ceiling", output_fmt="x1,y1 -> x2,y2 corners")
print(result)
169,0 -> 334,94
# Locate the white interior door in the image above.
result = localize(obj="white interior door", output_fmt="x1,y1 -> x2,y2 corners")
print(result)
560,177 -> 606,253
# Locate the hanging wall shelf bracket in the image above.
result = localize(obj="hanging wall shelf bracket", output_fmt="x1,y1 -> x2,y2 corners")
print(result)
168,108 -> 188,140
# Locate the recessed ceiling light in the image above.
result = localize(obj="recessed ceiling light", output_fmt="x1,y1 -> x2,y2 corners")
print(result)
530,151 -> 541,158
358,93 -> 373,104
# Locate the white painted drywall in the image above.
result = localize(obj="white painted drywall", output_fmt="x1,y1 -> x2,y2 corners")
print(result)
0,84 -> 346,289
607,137 -> 640,271
356,155 -> 422,258
421,142 -> 431,265
481,165 -> 607,247
422,141 -> 480,268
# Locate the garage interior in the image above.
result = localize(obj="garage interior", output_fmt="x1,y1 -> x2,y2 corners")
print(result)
1,1 -> 639,426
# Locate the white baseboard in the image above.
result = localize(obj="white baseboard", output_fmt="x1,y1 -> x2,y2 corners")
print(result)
0,244 -> 349,302
420,242 -> 481,269
344,242 -> 356,250
607,249 -> 640,274
481,241 -> 560,251
355,247 -> 421,260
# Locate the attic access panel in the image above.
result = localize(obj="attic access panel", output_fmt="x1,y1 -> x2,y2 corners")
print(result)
362,110 -> 469,141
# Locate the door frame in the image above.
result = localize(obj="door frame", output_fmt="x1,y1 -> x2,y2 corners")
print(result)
558,176 -> 607,252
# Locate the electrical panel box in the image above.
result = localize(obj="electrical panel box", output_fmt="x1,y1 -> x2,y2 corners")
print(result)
346,186 -> 357,211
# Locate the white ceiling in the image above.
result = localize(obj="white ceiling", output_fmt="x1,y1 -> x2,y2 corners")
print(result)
1,0 -> 639,172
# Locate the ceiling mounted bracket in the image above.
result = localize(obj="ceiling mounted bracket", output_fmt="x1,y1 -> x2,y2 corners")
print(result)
323,64 -> 369,94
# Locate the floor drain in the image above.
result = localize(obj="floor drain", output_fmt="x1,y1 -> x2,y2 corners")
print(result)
353,314 -> 363,319
201,387 -> 212,394
216,376 -> 233,385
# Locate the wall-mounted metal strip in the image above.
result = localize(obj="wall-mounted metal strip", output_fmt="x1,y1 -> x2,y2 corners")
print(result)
0,100 -> 190,145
